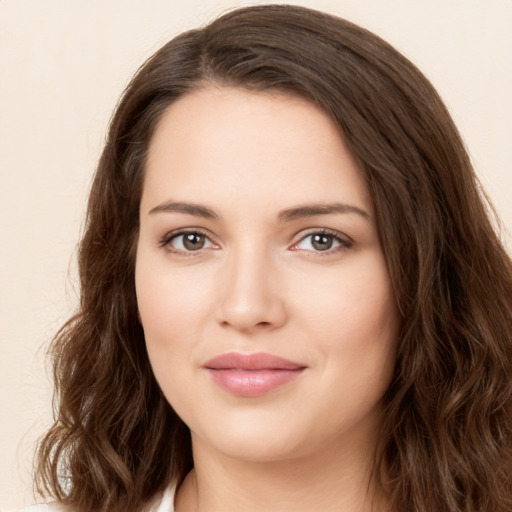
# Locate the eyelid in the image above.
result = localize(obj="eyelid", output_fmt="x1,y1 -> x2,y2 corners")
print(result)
159,227 -> 219,255
158,226 -> 352,256
289,228 -> 353,253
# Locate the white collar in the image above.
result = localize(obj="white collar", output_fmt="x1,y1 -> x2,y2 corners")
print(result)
151,484 -> 176,512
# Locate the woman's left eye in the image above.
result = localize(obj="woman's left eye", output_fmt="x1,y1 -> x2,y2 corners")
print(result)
292,231 -> 351,253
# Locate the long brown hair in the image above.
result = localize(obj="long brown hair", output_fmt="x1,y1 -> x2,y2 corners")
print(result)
35,5 -> 512,512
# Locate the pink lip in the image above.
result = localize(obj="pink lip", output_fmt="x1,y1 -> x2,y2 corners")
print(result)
204,352 -> 306,397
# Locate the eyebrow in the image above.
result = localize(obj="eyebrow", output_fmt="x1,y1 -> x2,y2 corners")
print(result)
148,200 -> 370,222
148,201 -> 219,219
278,203 -> 371,222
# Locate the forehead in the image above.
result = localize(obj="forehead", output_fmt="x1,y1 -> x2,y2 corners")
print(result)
142,87 -> 371,216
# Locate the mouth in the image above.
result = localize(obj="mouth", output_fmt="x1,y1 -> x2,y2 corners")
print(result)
203,352 -> 307,397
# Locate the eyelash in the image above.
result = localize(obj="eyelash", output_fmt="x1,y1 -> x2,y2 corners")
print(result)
159,228 -> 352,257
159,228 -> 217,257
290,228 -> 353,255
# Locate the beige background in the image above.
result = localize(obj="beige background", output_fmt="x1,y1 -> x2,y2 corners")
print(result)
1,0 -> 511,509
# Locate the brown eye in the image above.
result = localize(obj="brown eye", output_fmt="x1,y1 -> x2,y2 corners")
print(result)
311,234 -> 334,251
182,233 -> 206,250
293,230 -> 350,253
165,231 -> 215,253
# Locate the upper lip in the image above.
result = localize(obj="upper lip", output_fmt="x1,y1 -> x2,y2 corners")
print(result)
204,352 -> 306,371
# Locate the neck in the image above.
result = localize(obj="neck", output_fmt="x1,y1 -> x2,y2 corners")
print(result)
174,432 -> 388,512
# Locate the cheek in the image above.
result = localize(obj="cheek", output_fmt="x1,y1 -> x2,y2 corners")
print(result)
134,254 -> 212,384
294,255 -> 399,394
294,256 -> 398,343
135,258 -> 210,411
136,253 -> 213,335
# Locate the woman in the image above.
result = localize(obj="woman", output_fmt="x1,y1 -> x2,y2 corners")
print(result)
31,4 -> 512,512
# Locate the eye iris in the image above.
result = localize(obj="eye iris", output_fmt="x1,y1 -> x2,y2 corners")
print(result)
311,234 -> 333,251
183,233 -> 205,250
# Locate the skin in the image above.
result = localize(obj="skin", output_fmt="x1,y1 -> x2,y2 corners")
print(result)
135,87 -> 401,512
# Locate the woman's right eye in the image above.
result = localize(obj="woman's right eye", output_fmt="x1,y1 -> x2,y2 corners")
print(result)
161,231 -> 217,254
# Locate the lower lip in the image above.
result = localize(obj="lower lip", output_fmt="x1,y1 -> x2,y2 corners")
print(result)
206,368 -> 304,397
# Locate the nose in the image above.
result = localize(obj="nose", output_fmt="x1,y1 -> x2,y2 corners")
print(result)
215,245 -> 288,334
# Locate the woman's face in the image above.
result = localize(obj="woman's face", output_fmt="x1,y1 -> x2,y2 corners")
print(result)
136,87 -> 400,462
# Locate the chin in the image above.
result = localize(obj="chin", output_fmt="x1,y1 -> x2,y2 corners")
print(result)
189,408 -> 313,462
197,431 -> 305,462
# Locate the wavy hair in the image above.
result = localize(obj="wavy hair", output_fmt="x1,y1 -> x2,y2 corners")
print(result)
35,5 -> 512,512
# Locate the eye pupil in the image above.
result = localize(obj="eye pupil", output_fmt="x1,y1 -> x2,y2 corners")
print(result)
312,234 -> 333,251
183,233 -> 205,250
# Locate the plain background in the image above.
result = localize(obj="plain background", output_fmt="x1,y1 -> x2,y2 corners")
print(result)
1,0 -> 511,509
